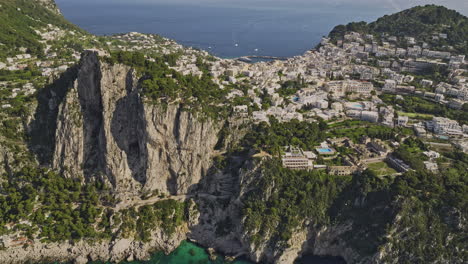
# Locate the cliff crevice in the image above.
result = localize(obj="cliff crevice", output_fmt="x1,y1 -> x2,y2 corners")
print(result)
53,51 -> 222,197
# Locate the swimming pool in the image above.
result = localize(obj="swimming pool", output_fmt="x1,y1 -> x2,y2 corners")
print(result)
345,102 -> 364,110
317,148 -> 333,153
352,103 -> 363,109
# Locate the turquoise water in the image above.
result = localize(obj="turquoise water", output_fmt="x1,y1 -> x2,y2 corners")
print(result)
90,241 -> 252,264
49,240 -> 346,264
352,103 -> 364,109
317,148 -> 333,153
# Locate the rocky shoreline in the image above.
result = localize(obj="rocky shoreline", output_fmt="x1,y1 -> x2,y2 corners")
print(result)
0,225 -> 188,264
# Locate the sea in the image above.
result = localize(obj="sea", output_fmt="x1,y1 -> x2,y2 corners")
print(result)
80,241 -> 346,264
55,0 -> 403,59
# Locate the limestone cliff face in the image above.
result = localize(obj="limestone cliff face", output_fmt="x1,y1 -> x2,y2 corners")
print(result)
53,51 -> 221,196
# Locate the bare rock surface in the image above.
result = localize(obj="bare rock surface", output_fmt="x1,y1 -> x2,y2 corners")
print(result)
53,51 -> 221,199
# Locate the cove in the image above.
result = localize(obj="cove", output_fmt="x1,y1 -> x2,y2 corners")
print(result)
50,241 -> 347,264
83,241 -> 252,264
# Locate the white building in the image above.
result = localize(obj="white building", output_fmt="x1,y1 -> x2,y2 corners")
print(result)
331,102 -> 344,112
252,111 -> 268,123
423,151 -> 441,159
314,100 -> 329,109
420,79 -> 434,88
281,146 -> 315,170
233,105 -> 248,116
397,116 -> 409,127
324,80 -> 374,97
424,161 -> 439,172
431,117 -> 463,136
383,80 -> 397,92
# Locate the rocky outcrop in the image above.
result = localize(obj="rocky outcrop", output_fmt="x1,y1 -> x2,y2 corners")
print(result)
0,225 -> 188,264
53,51 -> 221,197
34,0 -> 61,14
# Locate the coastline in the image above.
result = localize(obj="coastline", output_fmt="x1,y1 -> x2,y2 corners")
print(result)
0,226 -> 188,264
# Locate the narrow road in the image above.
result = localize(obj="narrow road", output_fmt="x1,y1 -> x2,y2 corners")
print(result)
115,194 -> 190,212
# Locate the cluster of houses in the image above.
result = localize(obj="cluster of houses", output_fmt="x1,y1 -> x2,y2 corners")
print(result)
110,32 -> 185,55
1,20 -> 467,160
281,136 -> 405,176
0,25 -> 212,109
198,31 -> 467,150
0,24 -> 82,109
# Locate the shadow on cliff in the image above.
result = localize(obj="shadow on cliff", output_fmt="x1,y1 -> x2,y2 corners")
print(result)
185,149 -> 252,259
28,66 -> 78,165
296,171 -> 397,262
75,52 -> 110,184
110,70 -> 148,185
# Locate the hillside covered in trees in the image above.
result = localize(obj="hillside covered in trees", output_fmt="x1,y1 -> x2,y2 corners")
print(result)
0,0 -> 82,59
329,5 -> 468,54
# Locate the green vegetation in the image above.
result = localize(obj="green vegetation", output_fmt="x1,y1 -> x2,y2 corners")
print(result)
0,166 -> 109,242
240,121 -> 466,261
241,117 -> 327,154
0,164 -> 187,243
242,153 -> 466,259
120,200 -> 187,242
397,111 -> 433,120
0,68 -> 42,82
329,5 -> 468,54
383,159 -> 467,262
278,77 -> 307,98
0,0 -> 82,59
329,161 -> 467,261
104,51 -> 229,120
329,170 -> 396,255
242,159 -> 350,247
326,120 -> 413,142
381,94 -> 468,125
394,137 -> 428,171
366,162 -> 398,176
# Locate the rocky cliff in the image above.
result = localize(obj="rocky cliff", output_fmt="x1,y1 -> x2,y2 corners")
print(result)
187,159 -> 362,264
53,51 -> 221,197
0,224 -> 188,264
34,0 -> 61,14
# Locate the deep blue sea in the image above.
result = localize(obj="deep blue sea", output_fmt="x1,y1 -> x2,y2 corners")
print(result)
55,0 -> 401,58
